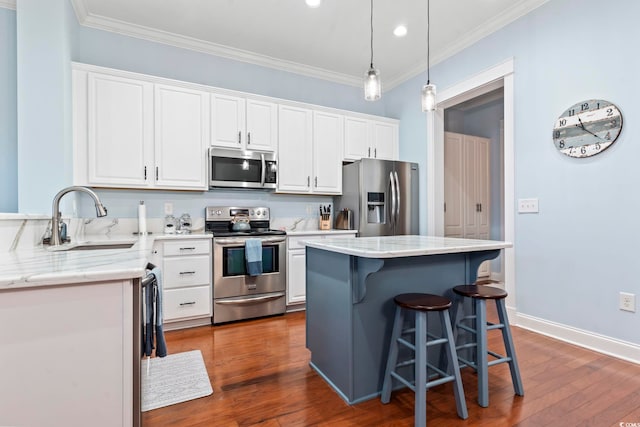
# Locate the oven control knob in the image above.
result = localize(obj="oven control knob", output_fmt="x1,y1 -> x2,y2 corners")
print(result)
256,209 -> 262,216
250,210 -> 254,215
216,210 -> 222,215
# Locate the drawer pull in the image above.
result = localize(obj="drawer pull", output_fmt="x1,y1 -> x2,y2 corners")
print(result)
179,247 -> 196,251
179,301 -> 196,306
179,271 -> 196,275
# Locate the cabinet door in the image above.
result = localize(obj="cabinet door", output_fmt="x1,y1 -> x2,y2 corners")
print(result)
246,99 -> 277,152
154,84 -> 209,190
87,73 -> 153,187
287,249 -> 307,304
211,94 -> 245,149
313,111 -> 343,194
372,121 -> 398,160
444,132 -> 465,238
277,105 -> 312,193
344,116 -> 370,160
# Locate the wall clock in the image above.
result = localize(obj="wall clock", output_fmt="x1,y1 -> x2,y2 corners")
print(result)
552,99 -> 623,158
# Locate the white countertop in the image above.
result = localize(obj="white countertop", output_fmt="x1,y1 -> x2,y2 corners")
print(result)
0,233 -> 212,290
303,235 -> 512,258
285,229 -> 357,236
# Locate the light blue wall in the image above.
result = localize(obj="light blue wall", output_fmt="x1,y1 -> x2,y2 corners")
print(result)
386,0 -> 640,343
16,0 -> 75,214
0,8 -> 17,212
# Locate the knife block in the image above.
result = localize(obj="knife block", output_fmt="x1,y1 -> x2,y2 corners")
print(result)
319,218 -> 331,230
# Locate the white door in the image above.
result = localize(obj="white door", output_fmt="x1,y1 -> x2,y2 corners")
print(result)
154,85 -> 209,190
344,116 -> 370,160
372,121 -> 398,160
287,250 -> 307,304
277,105 -> 312,193
444,132 -> 464,237
313,111 -> 343,194
211,94 -> 245,149
87,73 -> 153,187
246,99 -> 277,152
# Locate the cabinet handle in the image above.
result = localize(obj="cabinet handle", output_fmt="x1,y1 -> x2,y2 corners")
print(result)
247,132 -> 251,145
368,147 -> 371,157
478,203 -> 482,212
374,148 -> 377,158
179,247 -> 196,251
307,176 -> 310,187
238,131 -> 241,144
155,166 -> 159,180
314,176 -> 318,187
179,301 -> 196,306
179,271 -> 196,275
144,166 -> 147,180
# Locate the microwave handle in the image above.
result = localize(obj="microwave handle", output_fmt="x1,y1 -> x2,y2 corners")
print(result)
260,153 -> 266,187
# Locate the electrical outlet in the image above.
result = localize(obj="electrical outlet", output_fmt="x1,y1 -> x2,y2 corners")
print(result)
620,292 -> 636,312
518,198 -> 539,213
164,202 -> 173,216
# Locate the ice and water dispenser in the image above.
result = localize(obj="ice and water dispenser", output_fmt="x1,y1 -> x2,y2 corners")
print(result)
367,192 -> 386,224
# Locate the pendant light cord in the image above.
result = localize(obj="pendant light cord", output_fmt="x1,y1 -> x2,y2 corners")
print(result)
427,0 -> 430,84
370,0 -> 374,68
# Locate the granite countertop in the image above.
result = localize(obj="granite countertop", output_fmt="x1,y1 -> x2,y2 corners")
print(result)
303,235 -> 512,259
0,233 -> 212,291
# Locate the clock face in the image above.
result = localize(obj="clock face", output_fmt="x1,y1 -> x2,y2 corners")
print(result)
552,99 -> 623,158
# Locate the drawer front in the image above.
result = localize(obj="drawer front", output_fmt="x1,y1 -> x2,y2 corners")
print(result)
163,255 -> 210,288
163,239 -> 211,256
164,286 -> 211,321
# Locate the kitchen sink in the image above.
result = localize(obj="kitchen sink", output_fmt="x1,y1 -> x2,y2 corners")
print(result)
47,241 -> 136,251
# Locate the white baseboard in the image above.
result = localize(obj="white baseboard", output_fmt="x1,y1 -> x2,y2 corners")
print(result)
515,312 -> 640,365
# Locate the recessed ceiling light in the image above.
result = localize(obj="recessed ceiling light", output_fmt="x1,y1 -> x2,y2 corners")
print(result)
305,0 -> 321,8
393,25 -> 408,37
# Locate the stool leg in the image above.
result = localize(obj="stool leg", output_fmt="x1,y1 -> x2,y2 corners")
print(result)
496,298 -> 524,397
475,298 -> 489,407
441,310 -> 468,420
415,311 -> 428,427
381,306 -> 404,404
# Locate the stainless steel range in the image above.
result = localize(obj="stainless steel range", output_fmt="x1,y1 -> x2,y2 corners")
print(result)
205,206 -> 286,324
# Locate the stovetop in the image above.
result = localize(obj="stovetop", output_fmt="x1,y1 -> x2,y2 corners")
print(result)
209,228 -> 286,237
204,206 -> 285,237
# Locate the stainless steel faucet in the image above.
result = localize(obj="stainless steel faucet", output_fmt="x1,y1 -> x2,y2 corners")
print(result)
50,186 -> 108,246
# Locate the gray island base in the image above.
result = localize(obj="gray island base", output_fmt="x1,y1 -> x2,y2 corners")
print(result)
303,235 -> 511,404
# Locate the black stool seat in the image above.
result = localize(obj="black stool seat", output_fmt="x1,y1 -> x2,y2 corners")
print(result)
394,293 -> 452,311
453,284 -> 507,300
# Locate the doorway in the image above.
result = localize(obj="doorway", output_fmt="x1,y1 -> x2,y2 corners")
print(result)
425,58 -> 516,318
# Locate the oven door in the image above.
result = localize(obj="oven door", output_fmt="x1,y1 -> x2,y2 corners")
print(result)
213,236 -> 286,299
209,147 -> 277,189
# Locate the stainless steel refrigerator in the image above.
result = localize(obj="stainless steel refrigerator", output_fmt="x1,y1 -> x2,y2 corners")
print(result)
335,158 -> 419,237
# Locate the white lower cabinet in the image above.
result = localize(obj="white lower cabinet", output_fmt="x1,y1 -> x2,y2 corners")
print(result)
155,237 -> 212,329
286,232 -> 357,306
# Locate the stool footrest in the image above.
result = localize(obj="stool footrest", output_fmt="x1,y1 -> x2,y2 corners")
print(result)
456,323 -> 477,335
488,356 -> 512,367
486,322 -> 504,330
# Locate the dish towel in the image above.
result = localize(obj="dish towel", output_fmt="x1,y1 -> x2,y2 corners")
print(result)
152,267 -> 167,358
245,238 -> 263,276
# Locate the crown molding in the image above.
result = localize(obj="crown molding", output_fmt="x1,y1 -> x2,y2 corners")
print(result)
385,0 -> 550,90
0,0 -> 16,10
70,0 -> 361,88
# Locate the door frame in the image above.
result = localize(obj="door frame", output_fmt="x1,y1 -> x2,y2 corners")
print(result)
426,58 -> 516,318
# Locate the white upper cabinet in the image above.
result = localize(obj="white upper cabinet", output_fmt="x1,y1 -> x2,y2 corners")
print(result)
154,84 -> 209,190
76,69 -> 209,190
211,94 -> 277,152
344,116 -> 398,161
86,72 -> 154,187
277,105 -> 313,193
277,106 -> 343,195
312,111 -> 343,194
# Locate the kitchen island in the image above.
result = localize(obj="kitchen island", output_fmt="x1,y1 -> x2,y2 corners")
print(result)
303,235 -> 511,404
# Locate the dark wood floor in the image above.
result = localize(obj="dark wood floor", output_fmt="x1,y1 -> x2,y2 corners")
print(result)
142,310 -> 640,427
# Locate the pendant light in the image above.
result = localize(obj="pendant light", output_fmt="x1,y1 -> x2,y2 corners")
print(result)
364,0 -> 381,101
421,0 -> 436,111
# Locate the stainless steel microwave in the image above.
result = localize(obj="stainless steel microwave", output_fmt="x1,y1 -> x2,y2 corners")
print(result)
209,147 -> 277,189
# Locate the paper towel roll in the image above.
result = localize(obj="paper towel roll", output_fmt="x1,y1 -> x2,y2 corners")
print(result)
138,201 -> 147,235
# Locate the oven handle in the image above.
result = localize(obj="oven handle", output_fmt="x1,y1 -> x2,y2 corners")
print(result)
215,292 -> 285,305
214,236 -> 286,246
260,153 -> 266,187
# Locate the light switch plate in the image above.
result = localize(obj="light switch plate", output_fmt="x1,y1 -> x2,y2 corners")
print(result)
518,198 -> 539,213
164,202 -> 173,215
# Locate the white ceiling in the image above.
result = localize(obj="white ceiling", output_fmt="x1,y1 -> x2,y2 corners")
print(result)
38,0 -> 549,89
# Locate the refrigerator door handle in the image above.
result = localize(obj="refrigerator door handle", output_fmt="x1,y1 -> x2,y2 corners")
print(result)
389,171 -> 396,228
394,171 -> 401,226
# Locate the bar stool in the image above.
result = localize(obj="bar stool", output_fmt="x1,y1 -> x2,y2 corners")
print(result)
381,293 -> 468,427
452,285 -> 524,407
